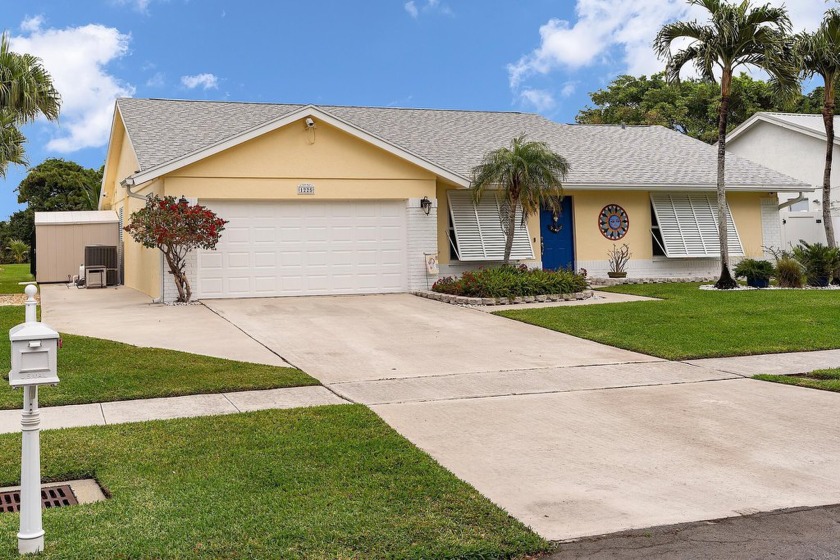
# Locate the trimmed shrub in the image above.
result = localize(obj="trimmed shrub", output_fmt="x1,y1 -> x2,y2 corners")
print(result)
792,241 -> 840,287
431,265 -> 587,298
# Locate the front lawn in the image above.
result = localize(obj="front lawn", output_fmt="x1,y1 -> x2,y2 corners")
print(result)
0,406 -> 547,559
0,306 -> 316,409
755,369 -> 840,393
496,282 -> 840,360
0,264 -> 32,294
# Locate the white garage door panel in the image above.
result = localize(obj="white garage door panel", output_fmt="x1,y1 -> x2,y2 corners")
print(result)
197,201 -> 408,298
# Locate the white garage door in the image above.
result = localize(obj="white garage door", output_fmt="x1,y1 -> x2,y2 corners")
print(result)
196,200 -> 408,298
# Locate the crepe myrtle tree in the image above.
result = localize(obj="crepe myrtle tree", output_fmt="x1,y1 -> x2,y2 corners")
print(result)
124,195 -> 227,303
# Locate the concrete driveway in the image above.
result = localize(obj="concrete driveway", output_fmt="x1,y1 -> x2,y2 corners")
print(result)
204,294 -> 660,384
40,284 -> 289,367
204,294 -> 840,541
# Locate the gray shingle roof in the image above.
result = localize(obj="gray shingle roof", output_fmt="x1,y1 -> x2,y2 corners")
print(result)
116,98 -> 807,189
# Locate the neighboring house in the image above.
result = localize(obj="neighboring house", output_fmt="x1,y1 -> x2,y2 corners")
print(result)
726,112 -> 840,247
98,99 -> 807,302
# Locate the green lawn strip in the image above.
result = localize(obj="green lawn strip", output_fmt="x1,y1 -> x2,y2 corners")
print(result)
0,264 -> 33,294
0,306 -> 316,409
754,369 -> 840,393
0,406 -> 547,559
495,282 -> 840,360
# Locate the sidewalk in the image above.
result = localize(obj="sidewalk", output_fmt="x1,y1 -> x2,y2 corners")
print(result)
686,349 -> 840,377
0,386 -> 348,434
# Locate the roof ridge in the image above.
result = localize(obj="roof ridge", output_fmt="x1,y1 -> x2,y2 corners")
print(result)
117,97 -> 532,115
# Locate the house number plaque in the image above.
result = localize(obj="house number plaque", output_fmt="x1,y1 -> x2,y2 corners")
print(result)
297,183 -> 315,195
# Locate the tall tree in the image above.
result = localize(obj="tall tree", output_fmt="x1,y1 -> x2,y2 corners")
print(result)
17,158 -> 103,212
470,136 -> 569,265
0,33 -> 60,177
577,72 -> 807,143
795,9 -> 840,248
655,0 -> 797,289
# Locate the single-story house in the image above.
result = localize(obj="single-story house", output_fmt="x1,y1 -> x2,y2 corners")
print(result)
99,99 -> 808,302
726,112 -> 840,246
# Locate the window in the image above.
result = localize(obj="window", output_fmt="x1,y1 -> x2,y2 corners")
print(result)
447,190 -> 534,261
649,202 -> 666,256
650,193 -> 743,258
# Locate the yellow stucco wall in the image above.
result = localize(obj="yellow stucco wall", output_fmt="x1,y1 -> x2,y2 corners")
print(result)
117,179 -> 164,299
727,192 -> 767,258
570,190 -> 653,262
165,119 -> 437,200
435,183 -> 541,266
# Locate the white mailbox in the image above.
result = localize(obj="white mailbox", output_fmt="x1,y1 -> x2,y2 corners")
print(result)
9,321 -> 59,388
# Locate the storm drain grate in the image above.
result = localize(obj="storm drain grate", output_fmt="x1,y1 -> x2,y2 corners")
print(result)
0,485 -> 78,513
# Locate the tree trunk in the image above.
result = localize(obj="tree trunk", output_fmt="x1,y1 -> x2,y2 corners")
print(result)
502,195 -> 518,265
714,70 -> 737,290
163,249 -> 192,303
822,84 -> 836,249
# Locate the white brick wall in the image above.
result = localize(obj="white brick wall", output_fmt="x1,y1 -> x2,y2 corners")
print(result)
761,197 -> 782,256
406,198 -> 439,291
578,257 -> 730,279
161,250 -> 197,303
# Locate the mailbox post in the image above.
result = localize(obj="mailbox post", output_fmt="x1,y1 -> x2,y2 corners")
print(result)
8,284 -> 59,555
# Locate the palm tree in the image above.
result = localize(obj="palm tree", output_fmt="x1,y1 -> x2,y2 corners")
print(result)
7,239 -> 29,264
655,0 -> 797,289
471,135 -> 569,265
795,9 -> 840,249
0,32 -> 60,177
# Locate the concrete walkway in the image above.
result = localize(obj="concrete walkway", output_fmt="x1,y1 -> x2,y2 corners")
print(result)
688,349 -> 840,376
40,284 -> 290,367
0,386 -> 347,434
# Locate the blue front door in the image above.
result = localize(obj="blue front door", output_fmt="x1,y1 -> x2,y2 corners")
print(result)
540,197 -> 575,270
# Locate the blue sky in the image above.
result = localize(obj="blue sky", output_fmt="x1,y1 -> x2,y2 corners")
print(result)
0,0 -> 826,219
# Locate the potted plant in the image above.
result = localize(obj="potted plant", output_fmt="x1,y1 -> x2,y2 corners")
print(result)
792,241 -> 840,287
733,258 -> 773,288
607,243 -> 631,278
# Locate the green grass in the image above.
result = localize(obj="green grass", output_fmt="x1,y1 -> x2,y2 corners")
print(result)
0,305 -> 316,409
0,264 -> 32,294
496,282 -> 840,360
0,406 -> 547,559
755,369 -> 840,393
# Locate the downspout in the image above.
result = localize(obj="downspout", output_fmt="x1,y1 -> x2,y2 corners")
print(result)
778,192 -> 807,211
120,176 -> 163,303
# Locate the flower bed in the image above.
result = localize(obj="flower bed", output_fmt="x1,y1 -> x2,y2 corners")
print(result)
431,265 -> 587,299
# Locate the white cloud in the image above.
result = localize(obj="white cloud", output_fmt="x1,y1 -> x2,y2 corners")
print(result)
509,0 -> 826,99
9,19 -> 134,153
20,16 -> 44,33
112,0 -> 153,14
146,72 -> 165,87
520,89 -> 556,112
405,0 -> 451,19
560,82 -> 577,98
180,73 -> 219,90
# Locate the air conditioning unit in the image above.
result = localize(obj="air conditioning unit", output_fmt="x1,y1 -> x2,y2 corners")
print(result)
84,245 -> 118,288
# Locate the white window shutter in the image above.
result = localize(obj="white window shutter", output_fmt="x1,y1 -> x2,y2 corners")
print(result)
448,190 -> 534,261
651,193 -> 744,258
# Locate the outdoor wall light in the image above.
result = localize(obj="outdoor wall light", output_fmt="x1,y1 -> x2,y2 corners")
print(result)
420,196 -> 432,215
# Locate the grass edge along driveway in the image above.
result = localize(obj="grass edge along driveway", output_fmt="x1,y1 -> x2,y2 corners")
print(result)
495,282 -> 840,360
0,405 -> 548,559
755,368 -> 840,393
0,304 -> 316,409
